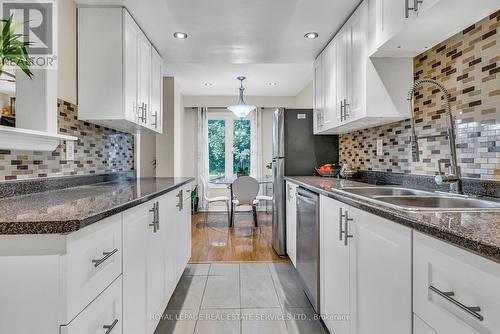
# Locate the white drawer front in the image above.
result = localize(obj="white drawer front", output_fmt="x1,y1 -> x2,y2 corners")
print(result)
65,214 -> 122,322
414,232 -> 500,334
182,182 -> 194,202
61,276 -> 122,334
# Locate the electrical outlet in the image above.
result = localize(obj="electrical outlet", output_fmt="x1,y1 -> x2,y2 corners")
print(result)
66,141 -> 75,161
376,139 -> 383,156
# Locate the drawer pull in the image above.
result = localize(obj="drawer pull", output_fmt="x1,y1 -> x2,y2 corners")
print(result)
92,249 -> 119,268
429,285 -> 484,321
103,319 -> 118,334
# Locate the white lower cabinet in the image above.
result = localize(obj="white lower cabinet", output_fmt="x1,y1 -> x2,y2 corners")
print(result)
124,182 -> 194,334
286,181 -> 298,267
413,231 -> 500,334
0,182 -> 193,334
60,277 -> 123,334
320,195 -> 353,334
354,207 -> 412,334
320,195 -> 412,334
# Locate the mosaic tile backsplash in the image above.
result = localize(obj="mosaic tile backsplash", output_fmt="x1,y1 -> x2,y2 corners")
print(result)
341,10 -> 500,180
0,100 -> 134,181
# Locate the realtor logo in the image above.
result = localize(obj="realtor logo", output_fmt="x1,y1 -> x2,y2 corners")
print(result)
2,0 -> 54,55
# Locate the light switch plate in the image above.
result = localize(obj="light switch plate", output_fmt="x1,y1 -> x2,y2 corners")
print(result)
376,139 -> 383,156
66,141 -> 75,161
297,113 -> 306,119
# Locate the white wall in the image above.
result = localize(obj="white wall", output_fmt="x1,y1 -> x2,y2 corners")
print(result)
295,81 -> 313,108
58,0 -> 77,104
155,77 -> 177,177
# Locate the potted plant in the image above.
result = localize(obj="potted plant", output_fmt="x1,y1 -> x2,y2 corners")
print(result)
0,15 -> 33,81
191,185 -> 199,214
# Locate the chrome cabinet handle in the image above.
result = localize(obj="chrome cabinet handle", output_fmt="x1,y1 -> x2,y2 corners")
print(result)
344,211 -> 354,246
343,99 -> 350,120
152,111 -> 158,127
149,202 -> 159,232
339,208 -> 346,241
176,190 -> 183,211
103,319 -> 119,334
429,285 -> 483,321
405,0 -> 423,18
340,100 -> 344,121
92,248 -> 118,267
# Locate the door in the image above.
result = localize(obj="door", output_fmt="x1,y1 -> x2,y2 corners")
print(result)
123,10 -> 139,123
347,1 -> 368,121
296,188 -> 320,313
146,200 -> 165,334
320,195 -> 352,334
149,48 -> 163,132
122,204 -> 149,334
138,32 -> 151,127
285,181 -> 298,267
353,207 -> 412,334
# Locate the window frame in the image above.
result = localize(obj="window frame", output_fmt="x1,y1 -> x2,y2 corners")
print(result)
207,111 -> 252,186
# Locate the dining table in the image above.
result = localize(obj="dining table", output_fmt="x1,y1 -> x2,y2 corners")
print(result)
209,176 -> 273,226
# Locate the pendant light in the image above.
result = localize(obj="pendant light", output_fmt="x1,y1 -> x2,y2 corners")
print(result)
227,76 -> 256,118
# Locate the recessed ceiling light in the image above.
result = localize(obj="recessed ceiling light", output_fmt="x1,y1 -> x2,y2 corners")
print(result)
173,32 -> 188,39
204,82 -> 213,87
304,32 -> 318,39
268,82 -> 277,86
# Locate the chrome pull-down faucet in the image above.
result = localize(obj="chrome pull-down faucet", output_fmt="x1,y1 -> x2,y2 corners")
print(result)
407,78 -> 462,194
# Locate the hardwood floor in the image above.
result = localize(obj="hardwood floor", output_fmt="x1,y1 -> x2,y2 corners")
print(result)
190,211 -> 290,263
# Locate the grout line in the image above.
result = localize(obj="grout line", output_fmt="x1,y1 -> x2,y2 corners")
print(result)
192,266 -> 210,334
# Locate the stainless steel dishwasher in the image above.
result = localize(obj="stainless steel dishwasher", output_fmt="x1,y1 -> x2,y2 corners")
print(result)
296,187 -> 320,313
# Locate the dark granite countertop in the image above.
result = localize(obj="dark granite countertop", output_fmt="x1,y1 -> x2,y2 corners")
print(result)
285,176 -> 500,264
0,177 -> 194,235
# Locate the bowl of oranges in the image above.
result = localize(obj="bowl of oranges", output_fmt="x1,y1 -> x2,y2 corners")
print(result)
315,163 -> 339,177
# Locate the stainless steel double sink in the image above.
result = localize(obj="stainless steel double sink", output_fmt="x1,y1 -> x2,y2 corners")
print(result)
336,186 -> 500,211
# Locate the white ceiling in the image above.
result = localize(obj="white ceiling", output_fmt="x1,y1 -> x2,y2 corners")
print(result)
75,0 -> 361,96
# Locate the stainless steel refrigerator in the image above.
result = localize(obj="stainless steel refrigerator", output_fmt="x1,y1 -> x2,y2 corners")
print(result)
272,108 -> 339,256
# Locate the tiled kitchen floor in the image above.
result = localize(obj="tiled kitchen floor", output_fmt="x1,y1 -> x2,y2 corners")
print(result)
154,263 -> 328,334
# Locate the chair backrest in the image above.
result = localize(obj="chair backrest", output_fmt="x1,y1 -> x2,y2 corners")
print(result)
199,174 -> 209,201
232,176 -> 259,205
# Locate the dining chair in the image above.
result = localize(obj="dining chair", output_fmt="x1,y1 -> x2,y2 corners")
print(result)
231,176 -> 260,227
200,174 -> 230,226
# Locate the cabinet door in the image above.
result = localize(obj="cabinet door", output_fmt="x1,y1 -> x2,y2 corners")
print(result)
347,1 -> 368,122
320,195 -> 351,334
313,56 -> 324,133
123,10 -> 140,123
336,27 -> 348,124
159,192 -> 178,300
138,33 -> 152,127
374,0 -> 414,49
149,48 -> 163,132
123,205 -> 149,334
285,182 -> 297,267
322,41 -> 338,130
146,200 -> 165,334
353,207 -> 412,334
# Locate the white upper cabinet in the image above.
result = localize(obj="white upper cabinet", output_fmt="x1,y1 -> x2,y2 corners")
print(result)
150,49 -> 164,132
313,56 -> 324,134
371,0 -> 499,56
314,0 -> 412,134
78,7 -> 163,134
124,11 -> 140,125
